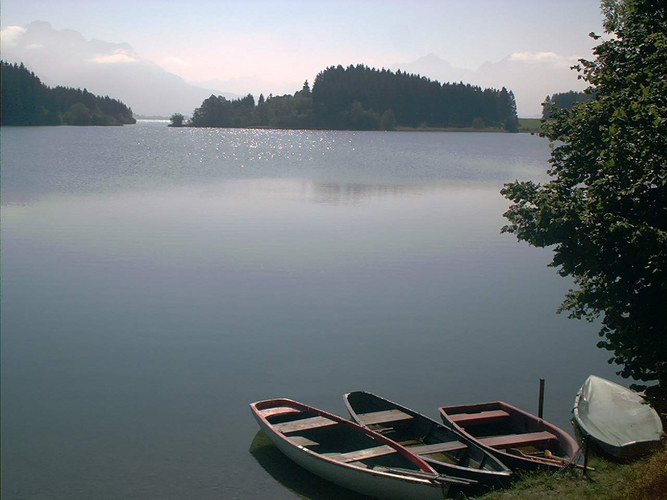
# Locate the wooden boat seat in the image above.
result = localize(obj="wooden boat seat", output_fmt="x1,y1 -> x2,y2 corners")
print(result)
479,431 -> 557,449
356,409 -> 414,426
448,410 -> 510,426
408,441 -> 468,455
330,445 -> 397,463
290,435 -> 319,447
258,406 -> 301,418
274,416 -> 338,433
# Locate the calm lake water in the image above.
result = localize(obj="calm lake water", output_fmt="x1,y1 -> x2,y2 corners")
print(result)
2,122 -> 620,499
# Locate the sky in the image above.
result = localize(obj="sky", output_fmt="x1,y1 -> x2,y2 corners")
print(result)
1,0 -> 606,117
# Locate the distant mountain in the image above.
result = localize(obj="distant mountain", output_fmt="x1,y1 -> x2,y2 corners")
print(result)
193,76 -> 294,101
392,53 -> 476,83
0,21 -> 236,117
392,52 -> 588,118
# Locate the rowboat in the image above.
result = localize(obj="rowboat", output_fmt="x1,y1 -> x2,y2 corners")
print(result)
250,398 -> 474,499
438,401 -> 579,472
573,375 -> 664,460
344,391 -> 512,493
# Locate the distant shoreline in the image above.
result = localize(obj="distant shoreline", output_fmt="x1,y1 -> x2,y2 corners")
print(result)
163,123 -> 533,133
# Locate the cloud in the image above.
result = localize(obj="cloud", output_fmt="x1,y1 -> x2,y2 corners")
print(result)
157,56 -> 190,74
509,51 -> 577,66
89,49 -> 139,64
160,56 -> 189,67
0,26 -> 26,45
510,51 -> 558,62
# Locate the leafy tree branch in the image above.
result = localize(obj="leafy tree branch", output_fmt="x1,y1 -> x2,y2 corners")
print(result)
501,0 -> 666,393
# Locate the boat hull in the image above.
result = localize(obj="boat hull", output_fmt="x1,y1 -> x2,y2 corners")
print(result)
251,399 -> 449,500
573,375 -> 664,460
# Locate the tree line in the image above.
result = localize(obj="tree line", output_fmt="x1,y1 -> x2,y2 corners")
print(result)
1,61 -> 136,126
542,90 -> 595,119
181,65 -> 519,131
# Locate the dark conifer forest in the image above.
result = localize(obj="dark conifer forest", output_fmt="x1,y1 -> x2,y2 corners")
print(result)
189,65 -> 520,131
542,90 -> 595,119
1,61 -> 136,126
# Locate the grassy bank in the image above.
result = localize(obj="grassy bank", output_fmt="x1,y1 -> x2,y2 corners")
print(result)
395,118 -> 543,133
394,125 -> 508,132
517,118 -> 542,134
479,448 -> 666,499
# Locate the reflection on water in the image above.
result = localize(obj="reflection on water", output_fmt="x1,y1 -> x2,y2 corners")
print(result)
1,180 -> 511,277
308,181 -> 448,205
0,125 -> 550,205
249,431 -> 368,499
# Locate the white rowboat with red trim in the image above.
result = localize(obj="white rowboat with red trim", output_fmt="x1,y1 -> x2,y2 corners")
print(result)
251,398 -> 474,499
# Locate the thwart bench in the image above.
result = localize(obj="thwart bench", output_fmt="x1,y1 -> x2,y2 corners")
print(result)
448,410 -> 510,426
355,409 -> 414,426
478,431 -> 557,449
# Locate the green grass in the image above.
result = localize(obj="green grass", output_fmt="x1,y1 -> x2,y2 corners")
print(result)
478,448 -> 667,500
394,125 -> 506,132
517,118 -> 543,134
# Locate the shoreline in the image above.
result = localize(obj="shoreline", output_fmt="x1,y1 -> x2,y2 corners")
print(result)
480,448 -> 666,499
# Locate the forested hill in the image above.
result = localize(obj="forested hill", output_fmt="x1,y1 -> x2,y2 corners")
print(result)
1,61 -> 136,126
189,64 -> 520,131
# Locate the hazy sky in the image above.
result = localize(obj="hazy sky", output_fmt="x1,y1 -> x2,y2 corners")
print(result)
2,0 -> 605,116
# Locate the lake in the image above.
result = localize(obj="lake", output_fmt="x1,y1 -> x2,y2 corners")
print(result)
1,122 -> 620,499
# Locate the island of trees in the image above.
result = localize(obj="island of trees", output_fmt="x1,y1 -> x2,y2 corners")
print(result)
1,61 -> 136,126
177,64 -> 519,132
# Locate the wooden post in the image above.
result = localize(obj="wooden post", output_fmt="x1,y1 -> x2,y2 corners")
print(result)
538,378 -> 545,419
582,436 -> 589,477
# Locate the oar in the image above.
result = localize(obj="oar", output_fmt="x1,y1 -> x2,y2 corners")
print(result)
374,466 -> 476,485
508,448 -> 593,471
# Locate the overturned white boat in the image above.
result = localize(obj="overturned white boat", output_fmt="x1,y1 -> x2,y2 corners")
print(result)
573,375 -> 664,459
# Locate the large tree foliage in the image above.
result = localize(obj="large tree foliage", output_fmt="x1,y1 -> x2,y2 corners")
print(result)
501,0 -> 666,391
1,61 -> 135,126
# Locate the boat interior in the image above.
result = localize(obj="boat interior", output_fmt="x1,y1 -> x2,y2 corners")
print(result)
257,403 -> 423,471
443,403 -> 568,460
345,394 -> 506,473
